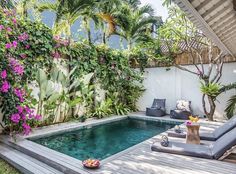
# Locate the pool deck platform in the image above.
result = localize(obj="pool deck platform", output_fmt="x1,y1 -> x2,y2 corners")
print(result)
0,113 -> 236,174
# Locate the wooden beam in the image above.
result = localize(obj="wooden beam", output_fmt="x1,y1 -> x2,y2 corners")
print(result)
172,0 -> 234,56
215,22 -> 236,35
221,31 -> 236,43
206,4 -> 232,23
202,1 -> 228,18
196,0 -> 213,11
212,15 -> 236,32
219,25 -> 236,39
210,11 -> 236,30
234,0 -> 236,11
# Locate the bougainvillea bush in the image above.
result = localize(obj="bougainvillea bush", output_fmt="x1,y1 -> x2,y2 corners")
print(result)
0,8 -> 54,135
0,7 -> 144,135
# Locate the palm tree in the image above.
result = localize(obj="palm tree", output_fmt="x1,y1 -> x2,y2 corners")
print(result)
96,0 -> 121,44
37,0 -> 95,38
0,0 -> 15,9
122,0 -> 141,9
114,4 -> 159,49
225,95 -> 236,119
79,0 -> 120,44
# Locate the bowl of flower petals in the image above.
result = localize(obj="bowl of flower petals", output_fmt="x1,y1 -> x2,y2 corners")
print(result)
82,159 -> 100,169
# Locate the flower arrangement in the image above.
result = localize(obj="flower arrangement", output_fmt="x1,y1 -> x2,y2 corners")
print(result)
185,115 -> 199,126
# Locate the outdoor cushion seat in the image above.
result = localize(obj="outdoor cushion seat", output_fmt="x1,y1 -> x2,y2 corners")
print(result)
152,126 -> 236,159
167,115 -> 236,141
151,140 -> 213,159
146,99 -> 166,117
170,100 -> 192,120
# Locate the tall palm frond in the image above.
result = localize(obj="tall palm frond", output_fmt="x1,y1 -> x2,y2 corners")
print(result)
114,4 -> 161,49
36,0 -> 95,37
225,95 -> 236,119
0,0 -> 15,9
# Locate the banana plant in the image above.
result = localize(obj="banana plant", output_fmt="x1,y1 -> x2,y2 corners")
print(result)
36,65 -> 94,123
36,68 -> 61,119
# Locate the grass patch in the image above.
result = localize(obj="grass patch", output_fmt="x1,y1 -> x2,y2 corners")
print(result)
0,158 -> 20,174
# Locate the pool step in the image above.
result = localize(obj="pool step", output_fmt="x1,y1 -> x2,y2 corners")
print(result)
2,137 -> 90,174
0,143 -> 64,174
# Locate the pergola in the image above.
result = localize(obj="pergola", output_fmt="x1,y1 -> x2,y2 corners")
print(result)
173,0 -> 236,57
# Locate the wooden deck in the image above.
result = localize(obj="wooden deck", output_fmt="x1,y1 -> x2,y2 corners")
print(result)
93,138 -> 236,174
1,114 -> 236,174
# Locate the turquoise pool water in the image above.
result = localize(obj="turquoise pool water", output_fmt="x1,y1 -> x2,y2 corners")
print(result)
32,118 -> 178,160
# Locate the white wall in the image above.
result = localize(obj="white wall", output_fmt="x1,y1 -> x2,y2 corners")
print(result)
137,62 -> 236,120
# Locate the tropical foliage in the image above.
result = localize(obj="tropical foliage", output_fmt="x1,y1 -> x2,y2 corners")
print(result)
225,95 -> 236,119
0,5 -> 145,135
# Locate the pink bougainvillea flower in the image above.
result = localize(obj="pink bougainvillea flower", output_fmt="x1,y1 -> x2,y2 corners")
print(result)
20,54 -> 27,59
24,106 -> 31,113
18,32 -> 29,42
62,40 -> 69,46
14,88 -> 25,102
12,18 -> 17,24
0,25 -> 4,30
35,114 -> 42,121
5,43 -> 12,49
21,114 -> 26,121
9,58 -> 24,76
53,35 -> 60,41
52,51 -> 61,59
22,123 -> 31,135
17,105 -> 24,114
1,81 -> 10,93
11,113 -> 21,123
6,27 -> 12,32
12,41 -> 18,48
25,45 -> 30,49
1,70 -> 7,79
185,121 -> 192,125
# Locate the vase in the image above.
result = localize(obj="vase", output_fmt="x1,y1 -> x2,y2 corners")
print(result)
186,124 -> 200,144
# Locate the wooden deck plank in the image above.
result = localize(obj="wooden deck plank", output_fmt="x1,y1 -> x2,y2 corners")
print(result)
0,143 -> 63,174
9,140 -> 89,174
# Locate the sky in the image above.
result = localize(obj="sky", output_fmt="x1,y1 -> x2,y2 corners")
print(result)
140,0 -> 169,21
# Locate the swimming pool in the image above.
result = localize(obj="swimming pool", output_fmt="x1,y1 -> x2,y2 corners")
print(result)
32,118 -> 178,160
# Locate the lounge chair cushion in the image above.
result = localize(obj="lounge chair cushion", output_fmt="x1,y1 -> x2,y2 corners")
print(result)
146,107 -> 166,117
151,140 -> 213,159
199,132 -> 216,141
170,109 -> 191,120
167,129 -> 216,140
212,127 -> 236,159
152,99 -> 166,110
176,100 -> 191,112
213,115 -> 236,139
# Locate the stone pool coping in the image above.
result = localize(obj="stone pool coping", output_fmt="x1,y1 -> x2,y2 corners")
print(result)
1,114 -> 185,174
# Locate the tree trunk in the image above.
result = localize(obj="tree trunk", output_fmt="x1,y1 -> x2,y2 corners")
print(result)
207,95 -> 216,121
87,28 -> 92,44
202,94 -> 216,121
102,32 -> 106,44
127,40 -> 132,50
84,18 -> 92,44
